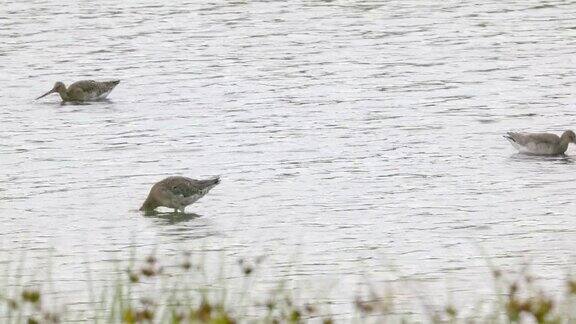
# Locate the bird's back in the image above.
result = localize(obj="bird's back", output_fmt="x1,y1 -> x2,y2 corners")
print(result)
159,176 -> 219,196
505,132 -> 565,155
69,80 -> 120,100
158,176 -> 220,209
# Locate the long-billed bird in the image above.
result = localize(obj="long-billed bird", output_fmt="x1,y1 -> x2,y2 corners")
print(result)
504,130 -> 576,155
140,176 -> 220,213
36,80 -> 120,102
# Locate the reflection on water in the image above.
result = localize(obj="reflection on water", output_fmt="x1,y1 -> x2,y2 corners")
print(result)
143,211 -> 202,224
144,212 -> 219,242
1,0 -> 576,318
58,99 -> 114,106
509,153 -> 575,164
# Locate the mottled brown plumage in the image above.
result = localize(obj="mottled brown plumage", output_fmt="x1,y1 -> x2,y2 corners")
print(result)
36,80 -> 120,102
505,130 -> 576,155
140,176 -> 220,213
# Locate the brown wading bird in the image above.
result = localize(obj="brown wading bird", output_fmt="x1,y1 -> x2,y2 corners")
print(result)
36,80 -> 120,102
140,176 -> 220,213
504,130 -> 576,155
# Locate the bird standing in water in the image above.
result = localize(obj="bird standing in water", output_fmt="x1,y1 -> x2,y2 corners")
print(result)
36,80 -> 120,102
140,176 -> 220,213
504,130 -> 576,155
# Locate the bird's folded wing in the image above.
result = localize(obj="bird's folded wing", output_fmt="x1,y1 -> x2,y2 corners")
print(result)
169,179 -> 201,197
509,132 -> 559,145
70,80 -> 97,91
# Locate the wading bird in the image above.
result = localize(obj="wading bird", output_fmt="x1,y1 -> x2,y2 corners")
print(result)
36,80 -> 120,102
140,176 -> 220,213
504,130 -> 576,155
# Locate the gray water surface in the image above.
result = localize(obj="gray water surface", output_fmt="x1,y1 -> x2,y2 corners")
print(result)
2,0 -> 576,319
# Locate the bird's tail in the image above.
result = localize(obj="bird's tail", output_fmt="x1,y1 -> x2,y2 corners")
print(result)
101,80 -> 120,88
503,132 -> 516,143
209,176 -> 220,185
198,176 -> 220,193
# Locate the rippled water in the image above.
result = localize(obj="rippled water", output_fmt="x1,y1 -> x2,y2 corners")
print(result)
2,0 -> 576,319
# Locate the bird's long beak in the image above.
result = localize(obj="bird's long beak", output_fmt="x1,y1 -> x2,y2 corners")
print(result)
36,88 -> 56,100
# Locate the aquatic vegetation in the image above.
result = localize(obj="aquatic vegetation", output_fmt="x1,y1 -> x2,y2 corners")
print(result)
0,252 -> 575,323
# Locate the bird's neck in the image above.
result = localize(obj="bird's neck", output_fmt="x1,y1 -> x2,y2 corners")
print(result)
139,198 -> 158,212
57,87 -> 69,101
555,139 -> 570,155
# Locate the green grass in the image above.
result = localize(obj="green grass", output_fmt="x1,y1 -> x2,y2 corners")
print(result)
1,251 -> 575,323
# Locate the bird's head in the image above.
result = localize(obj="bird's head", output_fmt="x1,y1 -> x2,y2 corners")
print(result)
36,82 -> 66,100
562,130 -> 576,144
139,196 -> 159,212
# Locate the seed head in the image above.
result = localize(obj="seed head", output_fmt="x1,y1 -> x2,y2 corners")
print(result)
141,267 -> 156,277
568,280 -> 576,295
27,317 -> 40,324
445,305 -> 457,317
21,289 -> 41,304
128,271 -> 140,283
304,304 -> 317,314
146,255 -> 157,264
136,308 -> 154,321
242,265 -> 254,276
181,260 -> 192,271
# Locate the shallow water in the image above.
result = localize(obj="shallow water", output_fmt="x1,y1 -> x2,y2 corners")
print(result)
2,0 -> 576,319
